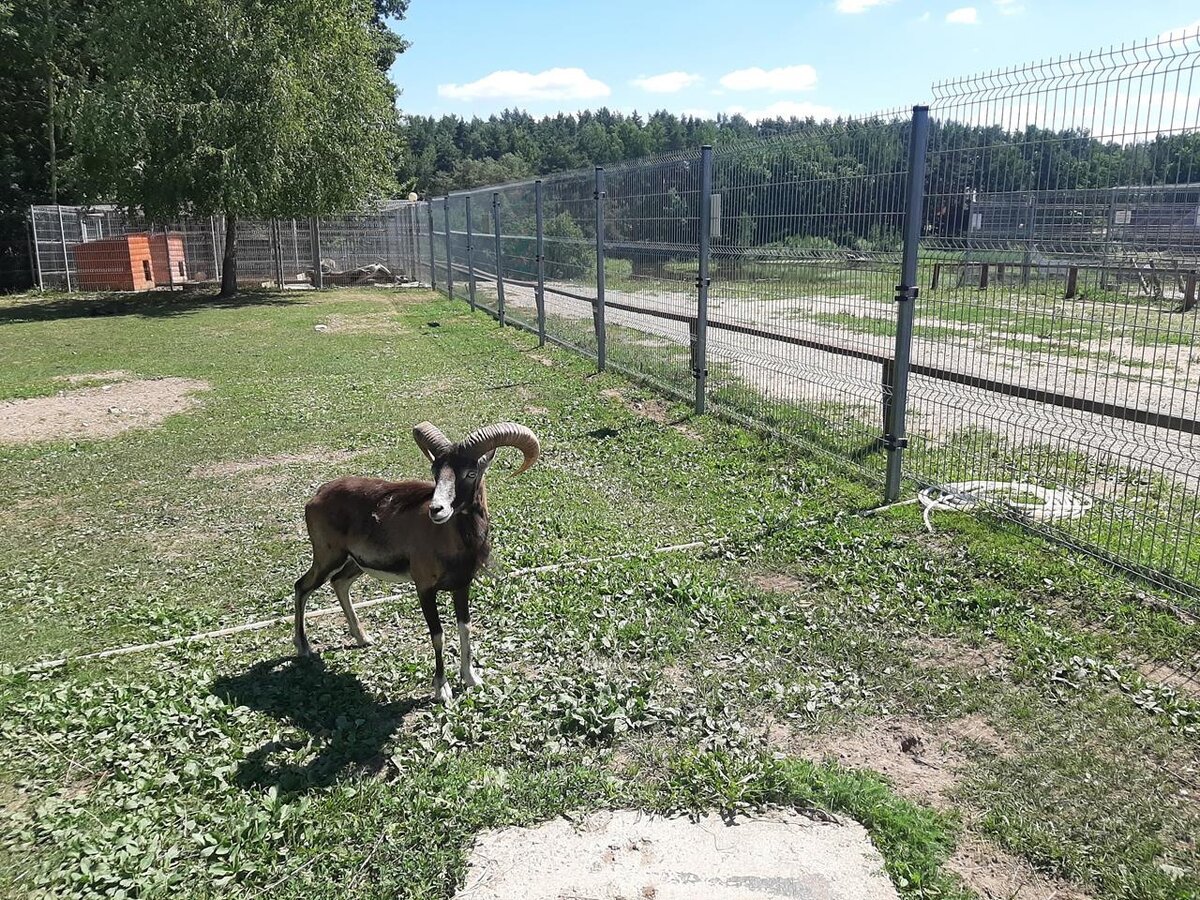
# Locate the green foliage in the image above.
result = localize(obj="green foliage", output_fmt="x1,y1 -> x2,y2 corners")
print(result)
545,212 -> 592,279
0,287 -> 1197,898
71,0 -> 399,221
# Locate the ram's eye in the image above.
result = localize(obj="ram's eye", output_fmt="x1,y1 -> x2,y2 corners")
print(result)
465,470 -> 477,480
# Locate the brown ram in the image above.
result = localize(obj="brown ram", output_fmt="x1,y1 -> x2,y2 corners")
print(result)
293,421 -> 540,702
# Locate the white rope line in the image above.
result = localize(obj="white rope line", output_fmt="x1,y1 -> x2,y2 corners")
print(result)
866,480 -> 1093,533
16,539 -> 722,674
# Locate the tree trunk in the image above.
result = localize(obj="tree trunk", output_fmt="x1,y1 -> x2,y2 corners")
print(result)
44,0 -> 57,205
219,212 -> 238,298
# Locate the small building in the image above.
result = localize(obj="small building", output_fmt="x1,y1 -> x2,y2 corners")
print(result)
72,232 -> 188,291
149,233 -> 188,286
72,234 -> 157,291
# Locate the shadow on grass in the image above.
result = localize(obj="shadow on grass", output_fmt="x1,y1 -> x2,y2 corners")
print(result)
210,655 -> 427,794
0,288 -> 299,324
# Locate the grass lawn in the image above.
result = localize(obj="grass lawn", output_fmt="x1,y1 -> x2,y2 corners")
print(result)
0,287 -> 1197,899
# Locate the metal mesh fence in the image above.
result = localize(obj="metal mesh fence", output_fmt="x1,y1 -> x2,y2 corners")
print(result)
915,35 -> 1200,595
29,204 -> 424,292
26,31 -> 1200,602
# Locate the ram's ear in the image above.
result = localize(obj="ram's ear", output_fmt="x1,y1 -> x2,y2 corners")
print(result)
477,449 -> 497,472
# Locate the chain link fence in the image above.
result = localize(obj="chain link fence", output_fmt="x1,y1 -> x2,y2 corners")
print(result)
28,32 -> 1200,603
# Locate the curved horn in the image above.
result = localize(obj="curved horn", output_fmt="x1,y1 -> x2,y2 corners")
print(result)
412,421 -> 453,462
457,422 -> 540,475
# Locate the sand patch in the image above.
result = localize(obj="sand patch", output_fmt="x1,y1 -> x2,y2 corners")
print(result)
190,449 -> 366,479
316,312 -> 409,335
601,388 -> 701,441
781,715 -> 1011,809
750,572 -> 811,594
1138,661 -> 1200,698
907,635 -> 1007,676
948,835 -> 1094,900
52,370 -> 135,386
0,378 -> 210,444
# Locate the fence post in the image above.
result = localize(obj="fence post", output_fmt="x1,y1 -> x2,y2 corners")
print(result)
292,220 -> 300,278
594,166 -> 607,371
883,105 -> 931,504
492,192 -> 506,326
310,217 -> 324,289
443,196 -> 454,301
694,145 -> 714,414
426,202 -> 436,290
210,216 -> 221,282
56,205 -> 72,291
535,179 -> 546,346
30,211 -> 44,290
465,194 -> 476,310
274,218 -> 286,287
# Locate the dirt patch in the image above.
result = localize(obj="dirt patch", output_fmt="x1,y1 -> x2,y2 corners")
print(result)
0,378 -> 210,444
190,448 -> 366,479
53,370 -> 134,385
600,388 -> 701,441
750,572 -> 811,594
1138,661 -> 1200,698
948,835 -> 1094,900
781,715 -> 1010,809
316,312 -> 409,335
907,635 -> 1007,676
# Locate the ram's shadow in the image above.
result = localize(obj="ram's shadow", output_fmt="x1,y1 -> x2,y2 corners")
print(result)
210,655 -> 426,794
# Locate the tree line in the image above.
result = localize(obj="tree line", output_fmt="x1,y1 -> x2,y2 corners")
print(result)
3,0 -> 1198,290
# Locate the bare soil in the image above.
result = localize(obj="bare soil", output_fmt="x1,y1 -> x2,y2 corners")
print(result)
948,835 -> 1095,900
0,378 -> 210,444
600,388 -> 701,440
190,449 -> 366,479
779,714 -> 1011,809
1138,660 -> 1200,698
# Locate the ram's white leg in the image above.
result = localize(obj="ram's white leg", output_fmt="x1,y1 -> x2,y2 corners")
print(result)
459,622 -> 482,688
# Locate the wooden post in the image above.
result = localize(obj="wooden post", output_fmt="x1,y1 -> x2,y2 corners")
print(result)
979,263 -> 989,290
931,262 -> 941,290
1065,266 -> 1079,300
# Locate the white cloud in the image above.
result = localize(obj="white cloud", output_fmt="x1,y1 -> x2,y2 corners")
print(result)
630,71 -> 702,93
917,10 -> 932,21
834,0 -> 892,13
437,68 -> 610,102
946,7 -> 979,24
719,65 -> 818,93
994,0 -> 1024,14
1158,20 -> 1200,41
726,100 -> 839,123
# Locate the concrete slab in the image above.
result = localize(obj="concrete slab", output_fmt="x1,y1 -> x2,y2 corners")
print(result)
454,808 -> 899,900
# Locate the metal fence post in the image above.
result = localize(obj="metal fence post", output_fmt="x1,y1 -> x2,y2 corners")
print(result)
210,216 -> 221,281
426,202 -> 436,290
883,105 -> 931,503
594,166 -> 607,371
465,194 -> 476,310
492,192 -> 506,326
56,205 -> 72,291
694,145 -> 714,414
30,212 -> 44,290
443,196 -> 454,301
310,217 -> 324,289
535,179 -> 546,347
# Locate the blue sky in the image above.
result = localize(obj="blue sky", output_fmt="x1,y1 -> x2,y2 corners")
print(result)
387,1 -> 1200,122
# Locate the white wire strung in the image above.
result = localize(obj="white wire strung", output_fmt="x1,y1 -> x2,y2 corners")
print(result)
916,480 -> 1093,532
868,480 -> 1094,533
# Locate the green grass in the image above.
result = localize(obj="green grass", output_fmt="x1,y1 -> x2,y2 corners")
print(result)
0,287 -> 1197,899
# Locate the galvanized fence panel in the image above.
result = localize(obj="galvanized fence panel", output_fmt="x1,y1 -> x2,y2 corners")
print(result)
702,115 -> 913,482
916,35 -> 1200,596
